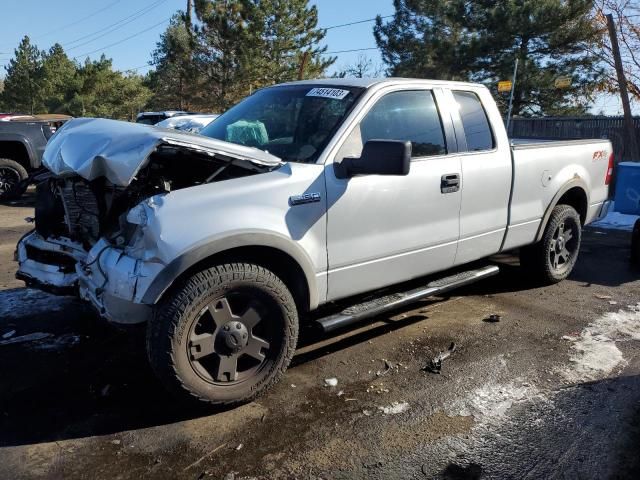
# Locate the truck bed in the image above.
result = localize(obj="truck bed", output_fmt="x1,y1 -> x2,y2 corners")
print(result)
502,137 -> 611,251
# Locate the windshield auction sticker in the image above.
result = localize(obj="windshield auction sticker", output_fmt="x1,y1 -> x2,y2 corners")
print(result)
306,87 -> 350,100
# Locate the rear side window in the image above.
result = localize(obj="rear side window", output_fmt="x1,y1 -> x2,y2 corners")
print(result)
360,90 -> 447,158
453,91 -> 494,152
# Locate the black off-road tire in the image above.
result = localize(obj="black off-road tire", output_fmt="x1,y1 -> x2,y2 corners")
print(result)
520,204 -> 582,284
0,158 -> 28,201
146,263 -> 298,406
631,219 -> 640,268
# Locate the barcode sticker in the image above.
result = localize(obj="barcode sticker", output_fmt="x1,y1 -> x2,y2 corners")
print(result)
306,87 -> 350,100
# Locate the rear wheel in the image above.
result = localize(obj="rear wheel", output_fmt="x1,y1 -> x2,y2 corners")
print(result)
147,263 -> 298,406
631,219 -> 640,268
0,158 -> 28,201
520,204 -> 582,284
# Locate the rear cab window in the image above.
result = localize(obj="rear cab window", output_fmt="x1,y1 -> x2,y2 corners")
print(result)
453,90 -> 495,152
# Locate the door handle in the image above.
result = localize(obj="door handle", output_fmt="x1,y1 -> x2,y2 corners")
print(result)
441,173 -> 460,193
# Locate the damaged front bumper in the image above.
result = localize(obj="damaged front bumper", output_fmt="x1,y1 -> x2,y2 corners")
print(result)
16,231 -> 163,324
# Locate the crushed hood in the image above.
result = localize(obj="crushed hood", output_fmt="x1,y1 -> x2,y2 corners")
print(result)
43,118 -> 283,186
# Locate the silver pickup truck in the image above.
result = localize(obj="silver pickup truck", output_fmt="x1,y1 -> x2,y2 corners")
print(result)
15,78 -> 613,405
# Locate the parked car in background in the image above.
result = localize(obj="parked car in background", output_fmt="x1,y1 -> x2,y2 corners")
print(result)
156,114 -> 219,133
0,114 -> 72,200
16,78 -> 613,405
135,111 -> 191,125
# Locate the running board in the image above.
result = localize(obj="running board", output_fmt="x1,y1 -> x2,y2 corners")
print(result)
316,265 -> 499,333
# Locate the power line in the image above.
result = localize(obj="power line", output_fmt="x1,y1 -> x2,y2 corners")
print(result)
324,14 -> 393,31
323,47 -> 379,55
73,18 -> 170,60
117,15 -> 388,72
64,0 -> 169,50
0,0 -> 124,49
38,1 -> 125,40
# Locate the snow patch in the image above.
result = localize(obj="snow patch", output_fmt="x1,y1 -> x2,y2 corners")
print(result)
453,382 -> 539,420
378,401 -> 409,415
562,303 -> 640,382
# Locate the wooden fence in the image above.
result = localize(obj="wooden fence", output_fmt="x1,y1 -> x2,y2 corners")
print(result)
509,116 -> 640,162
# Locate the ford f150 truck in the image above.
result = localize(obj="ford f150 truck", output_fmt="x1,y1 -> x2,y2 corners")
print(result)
15,78 -> 613,405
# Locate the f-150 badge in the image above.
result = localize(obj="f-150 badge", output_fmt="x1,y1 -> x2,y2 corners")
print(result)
289,192 -> 321,206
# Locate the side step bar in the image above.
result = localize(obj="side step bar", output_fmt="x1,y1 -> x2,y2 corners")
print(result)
316,265 -> 499,333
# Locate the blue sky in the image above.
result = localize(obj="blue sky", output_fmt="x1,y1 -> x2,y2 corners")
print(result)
0,0 -> 627,114
0,0 -> 392,75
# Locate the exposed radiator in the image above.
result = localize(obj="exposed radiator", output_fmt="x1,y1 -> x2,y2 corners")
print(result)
58,180 -> 101,245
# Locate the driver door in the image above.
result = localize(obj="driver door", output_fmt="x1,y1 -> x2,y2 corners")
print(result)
325,88 -> 462,301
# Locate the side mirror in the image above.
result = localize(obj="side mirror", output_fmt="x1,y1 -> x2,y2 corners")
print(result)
338,140 -> 411,178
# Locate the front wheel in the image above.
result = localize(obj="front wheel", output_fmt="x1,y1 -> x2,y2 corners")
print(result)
520,204 -> 582,284
147,263 -> 299,406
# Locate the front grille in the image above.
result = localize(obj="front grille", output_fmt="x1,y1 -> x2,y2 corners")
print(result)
59,181 -> 101,245
35,178 -> 102,247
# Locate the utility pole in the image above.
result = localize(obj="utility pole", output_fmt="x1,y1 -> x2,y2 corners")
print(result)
606,13 -> 640,161
505,58 -> 519,134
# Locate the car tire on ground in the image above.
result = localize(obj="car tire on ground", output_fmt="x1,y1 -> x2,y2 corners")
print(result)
0,158 -> 28,201
146,263 -> 298,406
520,204 -> 582,284
631,219 -> 640,268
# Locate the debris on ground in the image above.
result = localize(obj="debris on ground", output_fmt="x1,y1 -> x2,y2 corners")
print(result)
30,333 -> 81,351
110,439 -> 121,445
1,330 -> 16,339
0,332 -> 52,346
235,443 -> 243,451
378,401 -> 409,415
183,444 -> 226,471
336,390 -> 344,397
424,342 -> 457,374
362,409 -> 373,416
324,377 -> 338,387
595,294 -> 613,300
375,359 -> 394,377
483,314 -> 501,323
609,300 -> 618,305
366,383 -> 390,394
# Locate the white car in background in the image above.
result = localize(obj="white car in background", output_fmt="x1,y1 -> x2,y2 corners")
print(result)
156,114 -> 219,133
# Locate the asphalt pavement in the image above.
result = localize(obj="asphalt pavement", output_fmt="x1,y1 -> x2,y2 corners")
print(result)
0,193 -> 639,480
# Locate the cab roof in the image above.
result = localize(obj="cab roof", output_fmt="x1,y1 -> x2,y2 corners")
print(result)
277,77 -> 484,90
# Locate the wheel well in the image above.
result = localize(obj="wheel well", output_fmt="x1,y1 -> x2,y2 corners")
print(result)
0,142 -> 31,171
556,187 -> 587,224
165,246 -> 311,313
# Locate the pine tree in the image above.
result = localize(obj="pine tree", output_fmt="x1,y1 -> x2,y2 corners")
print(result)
1,36 -> 44,114
375,0 -> 603,116
245,0 -> 334,86
193,0 -> 252,110
40,44 -> 78,113
148,14 -> 200,110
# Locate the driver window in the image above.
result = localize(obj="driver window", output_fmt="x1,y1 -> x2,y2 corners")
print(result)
337,90 -> 447,161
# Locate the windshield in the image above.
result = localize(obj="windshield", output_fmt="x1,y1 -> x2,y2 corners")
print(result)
200,85 -> 364,163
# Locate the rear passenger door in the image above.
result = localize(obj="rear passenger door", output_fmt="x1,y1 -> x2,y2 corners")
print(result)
325,88 -> 462,301
448,89 -> 512,265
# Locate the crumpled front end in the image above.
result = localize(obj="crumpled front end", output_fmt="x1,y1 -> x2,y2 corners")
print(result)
16,230 -> 160,324
16,117 -> 281,324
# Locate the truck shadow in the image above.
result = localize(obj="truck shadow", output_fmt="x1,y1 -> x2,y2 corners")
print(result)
0,286 -> 439,448
0,229 -> 635,447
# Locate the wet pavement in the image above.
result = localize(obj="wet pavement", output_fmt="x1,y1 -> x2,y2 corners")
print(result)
1,194 -> 639,479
